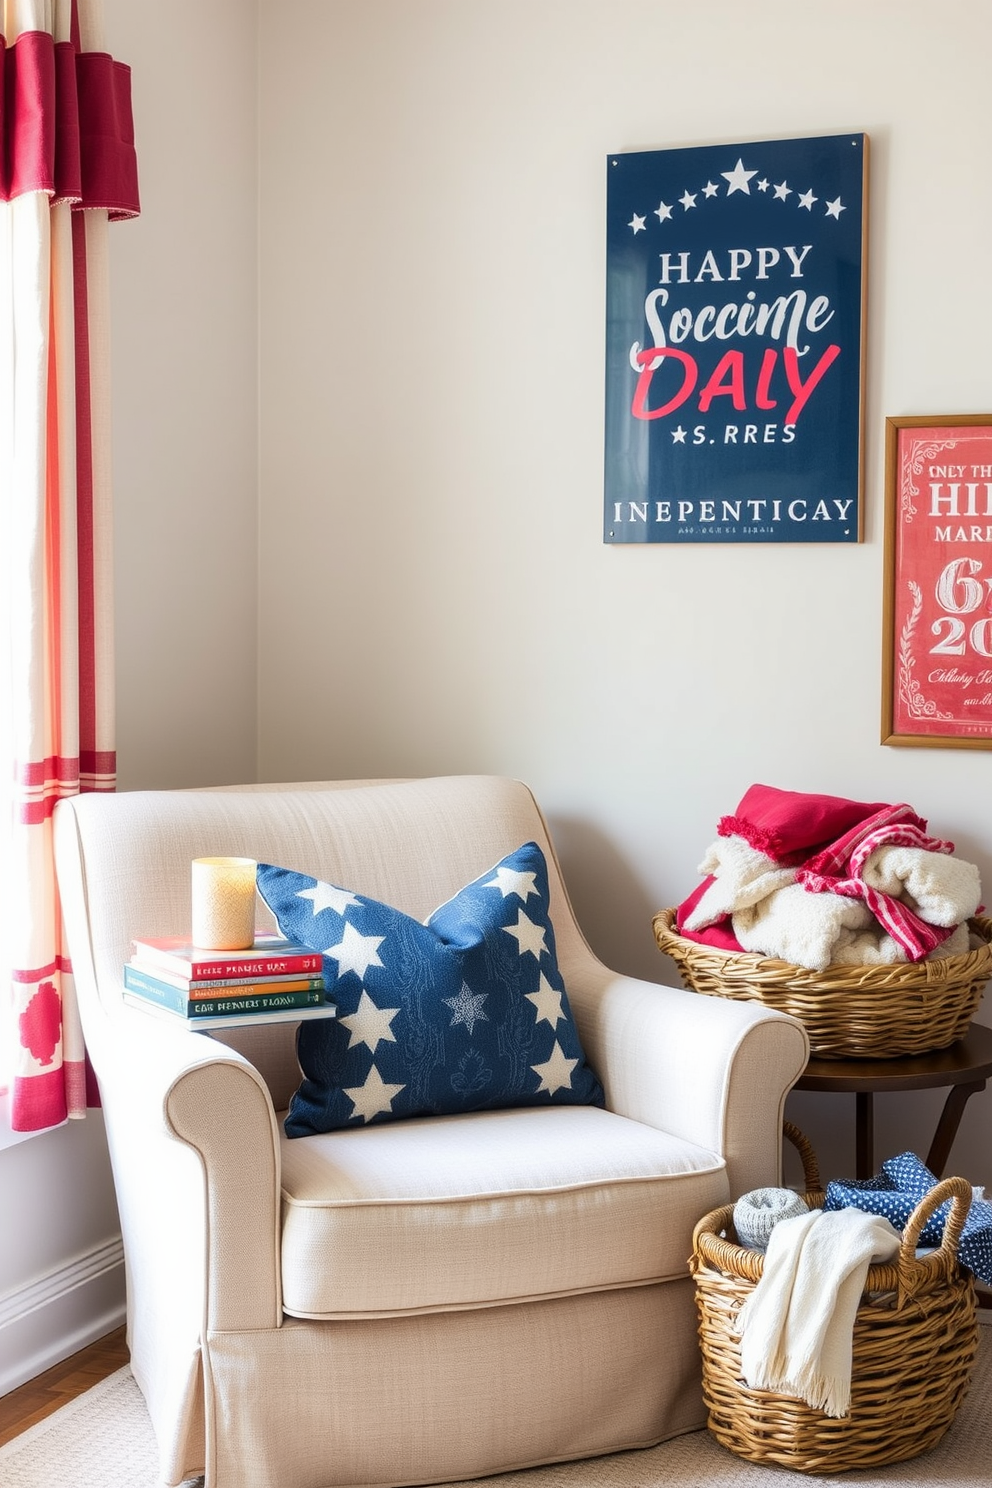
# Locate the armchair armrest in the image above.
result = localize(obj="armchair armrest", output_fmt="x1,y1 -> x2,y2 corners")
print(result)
97,1017 -> 284,1333
164,1051 -> 284,1331
564,959 -> 809,1198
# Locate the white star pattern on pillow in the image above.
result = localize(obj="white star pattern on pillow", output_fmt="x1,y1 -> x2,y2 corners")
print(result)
325,921 -> 385,980
484,865 -> 539,901
339,989 -> 400,1052
503,909 -> 547,960
297,881 -> 363,917
531,1041 -> 579,1095
344,1064 -> 407,1123
526,973 -> 565,1028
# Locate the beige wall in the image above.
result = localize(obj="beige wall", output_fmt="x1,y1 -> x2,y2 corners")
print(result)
256,1 -> 992,1185
108,0 -> 260,790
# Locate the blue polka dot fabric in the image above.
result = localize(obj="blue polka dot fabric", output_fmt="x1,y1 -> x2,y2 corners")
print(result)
825,1152 -> 992,1284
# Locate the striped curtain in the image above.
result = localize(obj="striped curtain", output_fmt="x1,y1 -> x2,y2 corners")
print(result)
1,0 -> 138,1130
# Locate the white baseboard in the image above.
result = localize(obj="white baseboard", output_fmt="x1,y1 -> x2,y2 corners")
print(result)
0,1236 -> 126,1396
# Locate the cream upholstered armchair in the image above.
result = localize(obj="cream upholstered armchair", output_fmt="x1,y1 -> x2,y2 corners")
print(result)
53,775 -> 808,1488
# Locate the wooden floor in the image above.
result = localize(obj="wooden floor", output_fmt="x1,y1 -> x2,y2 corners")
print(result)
0,1327 -> 129,1447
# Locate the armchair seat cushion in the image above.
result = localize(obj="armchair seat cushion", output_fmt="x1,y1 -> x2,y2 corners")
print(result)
278,1103 -> 728,1318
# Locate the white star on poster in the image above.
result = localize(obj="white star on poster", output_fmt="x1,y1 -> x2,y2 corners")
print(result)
340,989 -> 400,1052
503,910 -> 548,960
344,1064 -> 406,1123
757,178 -> 770,192
297,881 -> 362,917
702,180 -> 720,198
526,974 -> 565,1029
825,196 -> 845,219
325,922 -> 385,981
655,200 -> 673,222
484,865 -> 539,901
798,189 -> 817,210
671,425 -> 687,444
532,1041 -> 579,1096
721,158 -> 757,195
443,981 -> 489,1035
679,189 -> 697,210
773,180 -> 791,200
628,213 -> 646,234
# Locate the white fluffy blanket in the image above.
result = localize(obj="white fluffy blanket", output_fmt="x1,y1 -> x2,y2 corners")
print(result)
735,1207 -> 901,1418
830,919 -> 971,967
862,845 -> 981,927
732,883 -> 872,972
681,837 -> 796,932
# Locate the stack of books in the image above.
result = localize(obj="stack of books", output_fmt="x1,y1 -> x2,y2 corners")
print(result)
124,933 -> 334,1030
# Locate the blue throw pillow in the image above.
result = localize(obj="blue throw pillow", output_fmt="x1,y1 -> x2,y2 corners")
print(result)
256,842 -> 605,1136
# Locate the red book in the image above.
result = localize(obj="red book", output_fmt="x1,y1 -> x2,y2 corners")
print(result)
130,932 -> 322,981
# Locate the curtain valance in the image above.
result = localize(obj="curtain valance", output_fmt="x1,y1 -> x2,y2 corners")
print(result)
0,30 -> 139,217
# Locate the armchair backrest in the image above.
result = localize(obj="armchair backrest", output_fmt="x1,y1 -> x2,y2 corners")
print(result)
54,775 -> 588,1107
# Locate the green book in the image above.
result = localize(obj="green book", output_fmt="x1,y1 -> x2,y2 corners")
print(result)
123,964 -> 331,1018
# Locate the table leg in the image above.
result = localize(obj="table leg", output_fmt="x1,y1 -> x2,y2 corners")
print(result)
855,1091 -> 874,1179
925,1079 -> 987,1176
923,1079 -> 990,1312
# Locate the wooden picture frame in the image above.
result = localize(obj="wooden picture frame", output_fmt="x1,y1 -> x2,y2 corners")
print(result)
882,414 -> 992,748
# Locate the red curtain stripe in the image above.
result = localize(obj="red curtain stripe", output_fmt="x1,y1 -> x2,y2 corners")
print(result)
0,31 -> 139,216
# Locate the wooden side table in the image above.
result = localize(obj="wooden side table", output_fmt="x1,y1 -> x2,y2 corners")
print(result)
794,1021 -> 992,1182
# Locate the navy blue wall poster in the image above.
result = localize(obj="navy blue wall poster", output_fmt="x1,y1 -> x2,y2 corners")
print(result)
604,134 -> 867,544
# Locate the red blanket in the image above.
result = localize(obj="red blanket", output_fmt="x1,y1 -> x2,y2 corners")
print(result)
675,785 -> 955,961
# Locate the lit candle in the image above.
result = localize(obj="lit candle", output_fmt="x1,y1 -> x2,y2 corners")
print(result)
191,857 -> 258,950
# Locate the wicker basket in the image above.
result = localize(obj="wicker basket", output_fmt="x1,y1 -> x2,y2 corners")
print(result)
653,908 -> 992,1059
690,1123 -> 979,1474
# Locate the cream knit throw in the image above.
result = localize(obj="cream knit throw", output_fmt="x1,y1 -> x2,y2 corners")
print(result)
735,1207 -> 901,1418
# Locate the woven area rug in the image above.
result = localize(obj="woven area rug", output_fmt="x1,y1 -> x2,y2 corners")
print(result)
2,1326 -> 989,1488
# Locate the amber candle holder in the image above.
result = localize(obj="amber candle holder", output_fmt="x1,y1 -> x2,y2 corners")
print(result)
191,857 -> 257,950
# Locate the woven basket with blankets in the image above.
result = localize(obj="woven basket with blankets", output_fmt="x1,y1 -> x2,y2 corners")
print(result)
654,783 -> 992,1058
691,1124 -> 986,1473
